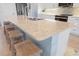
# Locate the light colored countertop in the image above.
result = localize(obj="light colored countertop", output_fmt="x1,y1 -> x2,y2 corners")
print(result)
41,7 -> 79,17
5,16 -> 74,41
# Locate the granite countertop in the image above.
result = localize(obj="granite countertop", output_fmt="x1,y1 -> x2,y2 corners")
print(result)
5,16 -> 74,41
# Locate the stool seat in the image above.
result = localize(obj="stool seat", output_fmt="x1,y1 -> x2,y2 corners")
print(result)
8,30 -> 23,39
15,40 -> 42,56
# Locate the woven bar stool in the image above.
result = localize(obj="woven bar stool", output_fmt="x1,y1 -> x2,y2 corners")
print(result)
14,40 -> 42,56
4,25 -> 17,44
7,30 -> 25,55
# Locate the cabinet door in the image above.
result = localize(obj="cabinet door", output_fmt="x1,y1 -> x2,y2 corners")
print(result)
68,16 -> 79,24
68,16 -> 79,36
51,29 -> 71,56
56,29 -> 71,56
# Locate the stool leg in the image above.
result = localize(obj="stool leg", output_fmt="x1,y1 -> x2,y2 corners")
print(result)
11,44 -> 16,56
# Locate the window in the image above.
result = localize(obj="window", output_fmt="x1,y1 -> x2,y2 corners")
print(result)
59,3 -> 73,7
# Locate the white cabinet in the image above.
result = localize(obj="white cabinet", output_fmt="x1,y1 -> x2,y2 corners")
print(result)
51,29 -> 71,56
55,29 -> 71,55
68,16 -> 79,36
68,16 -> 79,24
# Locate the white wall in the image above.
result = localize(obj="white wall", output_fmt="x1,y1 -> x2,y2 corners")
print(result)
38,3 -> 58,9
38,3 -> 58,18
0,3 -> 17,23
38,3 -> 58,13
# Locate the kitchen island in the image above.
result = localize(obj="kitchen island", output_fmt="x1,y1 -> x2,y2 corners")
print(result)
5,16 -> 74,56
